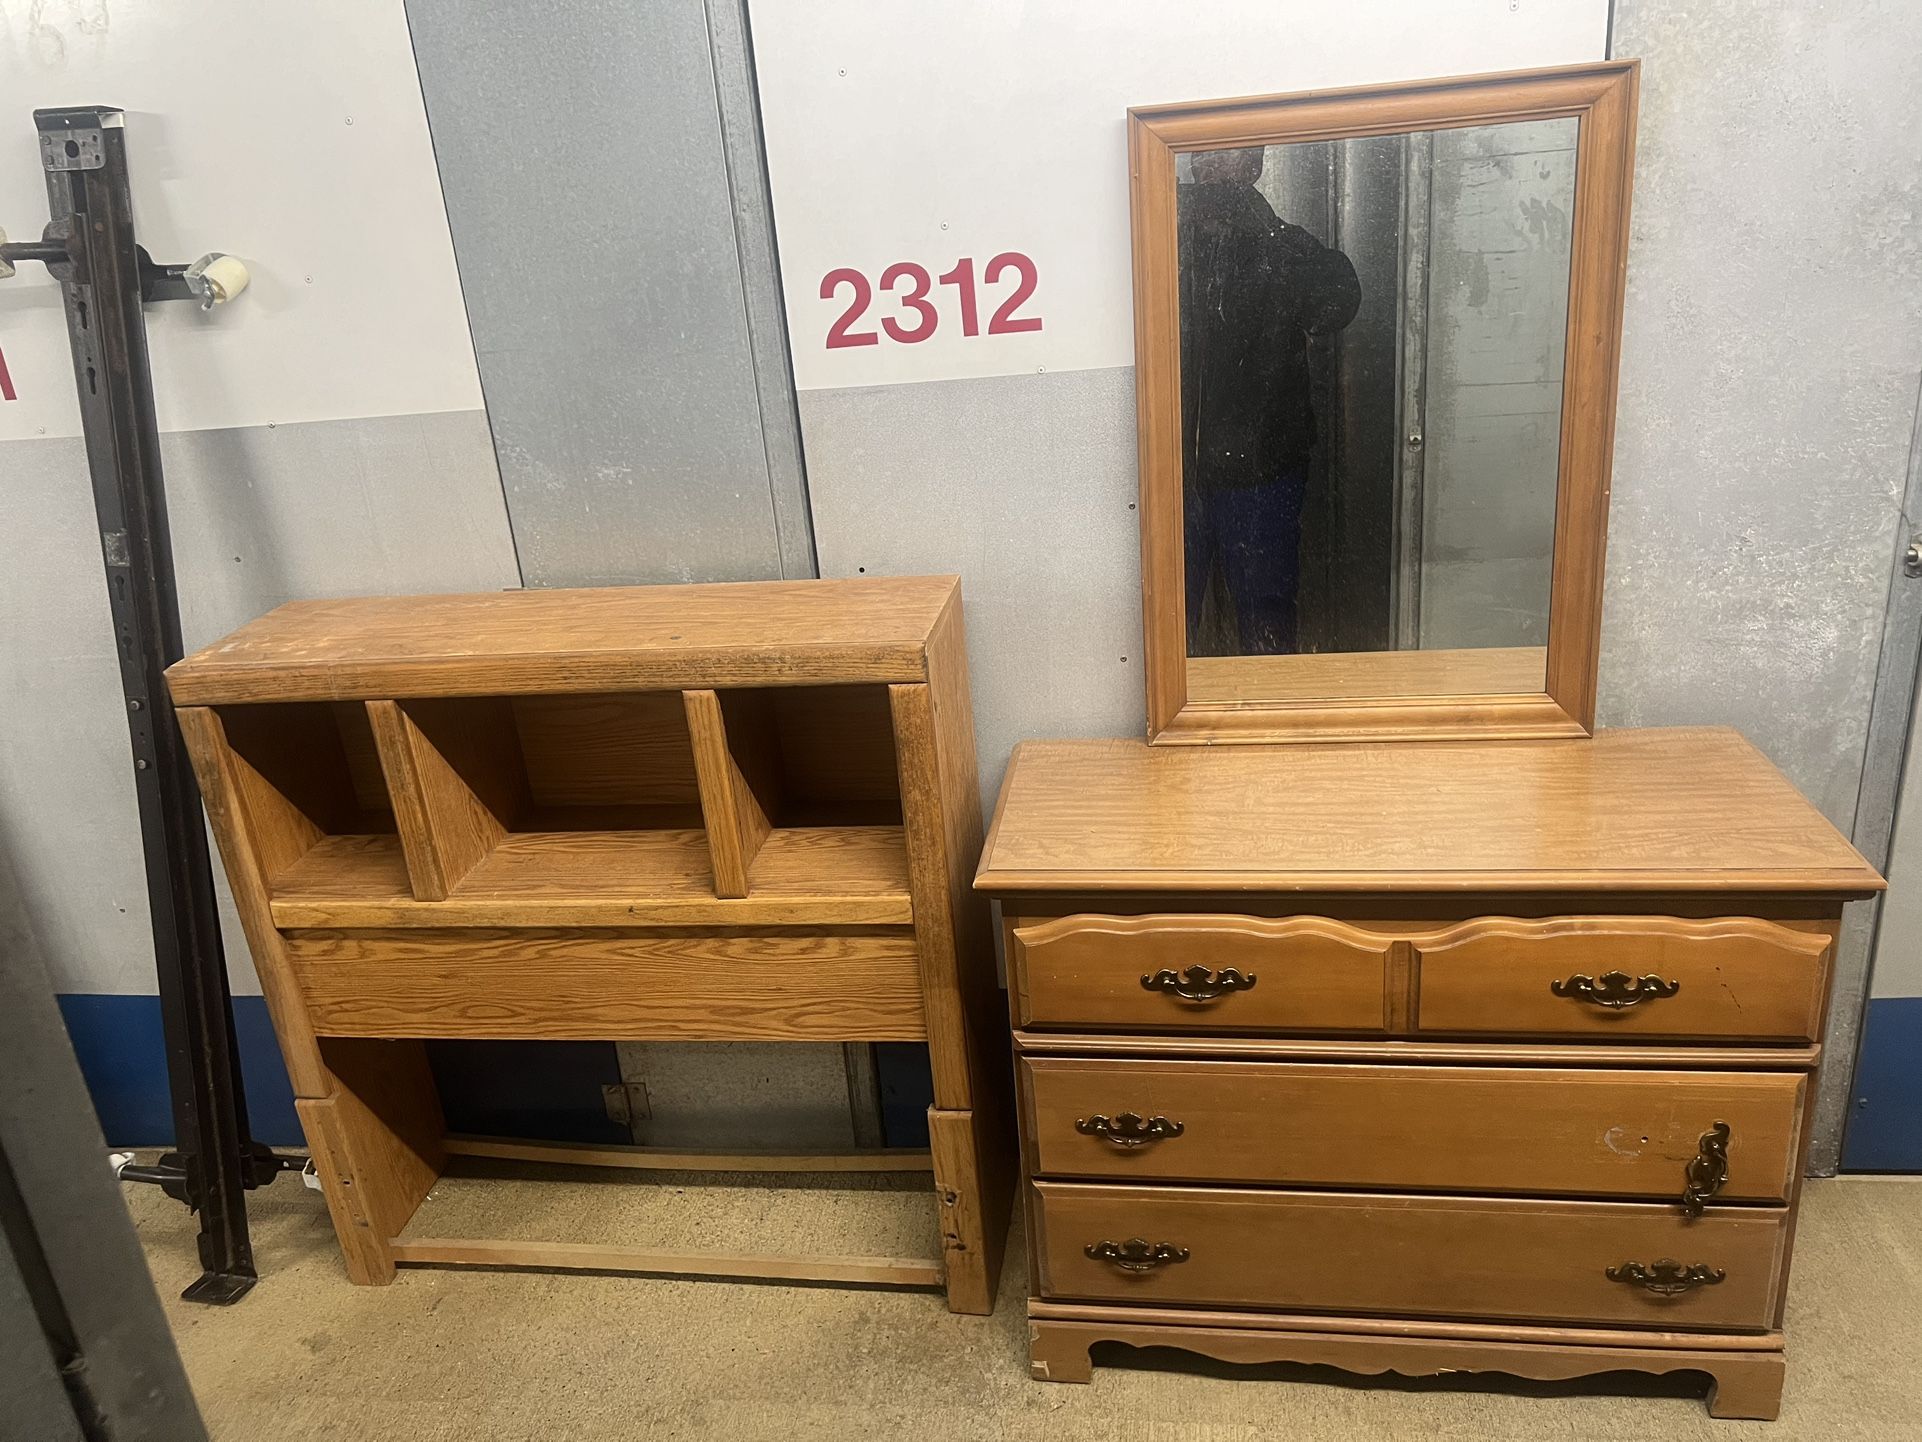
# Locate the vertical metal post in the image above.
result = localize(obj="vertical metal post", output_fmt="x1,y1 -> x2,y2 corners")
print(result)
31,106 -> 260,1304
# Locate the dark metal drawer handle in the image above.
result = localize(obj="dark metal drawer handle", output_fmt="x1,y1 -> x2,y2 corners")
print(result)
1141,964 -> 1257,1001
1681,1120 -> 1731,1217
1086,1238 -> 1190,1273
1550,970 -> 1680,1009
1076,1112 -> 1185,1148
1606,1258 -> 1726,1296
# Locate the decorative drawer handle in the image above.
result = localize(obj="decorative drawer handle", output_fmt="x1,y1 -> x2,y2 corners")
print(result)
1681,1120 -> 1731,1218
1606,1258 -> 1726,1296
1075,1112 -> 1185,1148
1550,970 -> 1680,1009
1141,964 -> 1257,1001
1085,1238 -> 1190,1273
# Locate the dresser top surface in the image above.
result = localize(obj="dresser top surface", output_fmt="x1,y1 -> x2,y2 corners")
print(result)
167,576 -> 959,704
975,728 -> 1881,896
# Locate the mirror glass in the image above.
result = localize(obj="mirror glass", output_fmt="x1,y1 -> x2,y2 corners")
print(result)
1177,116 -> 1578,701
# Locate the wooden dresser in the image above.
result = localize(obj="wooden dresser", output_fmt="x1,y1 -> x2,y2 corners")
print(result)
168,576 -> 1011,1313
973,728 -> 1881,1418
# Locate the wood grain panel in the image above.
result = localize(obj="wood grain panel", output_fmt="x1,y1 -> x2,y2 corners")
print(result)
1186,647 -> 1547,704
974,731 -> 1882,896
772,684 -> 901,804
175,706 -> 329,1094
297,1037 -> 445,1284
165,576 -> 957,703
684,689 -> 772,898
286,928 -> 928,1042
511,692 -> 700,807
1011,914 -> 1390,1033
1026,1317 -> 1784,1418
268,827 -> 914,928
1028,1297 -> 1784,1351
1414,917 -> 1832,1042
1033,1181 -> 1785,1331
1021,1058 -> 1802,1200
214,702 -> 388,867
367,699 -> 521,900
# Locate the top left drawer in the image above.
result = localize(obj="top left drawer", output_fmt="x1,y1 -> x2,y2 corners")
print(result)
1009,914 -> 1390,1034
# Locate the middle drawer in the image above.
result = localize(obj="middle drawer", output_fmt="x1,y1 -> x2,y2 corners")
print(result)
1021,1057 -> 1803,1202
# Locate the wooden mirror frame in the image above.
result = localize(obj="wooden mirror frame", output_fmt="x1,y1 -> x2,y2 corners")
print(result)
1131,61 -> 1639,744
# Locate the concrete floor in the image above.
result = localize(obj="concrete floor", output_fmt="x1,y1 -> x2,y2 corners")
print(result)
129,1165 -> 1922,1441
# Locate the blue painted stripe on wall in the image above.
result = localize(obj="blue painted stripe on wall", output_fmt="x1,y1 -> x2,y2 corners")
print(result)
56,993 -> 301,1148
1842,995 -> 1922,1173
57,997 -> 942,1152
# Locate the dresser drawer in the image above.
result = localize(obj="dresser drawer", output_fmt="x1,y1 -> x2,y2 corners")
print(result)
1021,1057 -> 1802,1202
1010,915 -> 1389,1034
1034,1181 -> 1784,1331
1413,918 -> 1831,1043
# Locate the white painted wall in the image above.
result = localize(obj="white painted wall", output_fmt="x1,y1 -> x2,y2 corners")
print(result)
752,0 -> 1609,392
0,0 -> 483,439
0,0 -> 517,997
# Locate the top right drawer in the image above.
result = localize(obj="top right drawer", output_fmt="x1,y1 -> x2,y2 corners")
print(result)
1413,917 -> 1831,1043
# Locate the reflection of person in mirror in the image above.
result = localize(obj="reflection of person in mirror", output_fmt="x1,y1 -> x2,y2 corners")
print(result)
1180,146 -> 1361,656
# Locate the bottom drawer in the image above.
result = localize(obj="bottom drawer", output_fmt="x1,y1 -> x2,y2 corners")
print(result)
1034,1181 -> 1785,1332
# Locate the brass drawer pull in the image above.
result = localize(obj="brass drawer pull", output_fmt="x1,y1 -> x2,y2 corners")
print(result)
1681,1120 -> 1732,1217
1141,964 -> 1257,1001
1085,1238 -> 1190,1273
1550,970 -> 1680,1009
1606,1258 -> 1726,1296
1075,1112 -> 1185,1148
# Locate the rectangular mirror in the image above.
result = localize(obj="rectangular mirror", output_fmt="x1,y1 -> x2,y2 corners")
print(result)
1131,63 -> 1639,743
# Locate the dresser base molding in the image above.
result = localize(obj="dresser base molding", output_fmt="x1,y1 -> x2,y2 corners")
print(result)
1026,1313 -> 1785,1419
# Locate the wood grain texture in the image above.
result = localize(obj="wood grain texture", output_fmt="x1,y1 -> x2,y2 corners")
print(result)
367,699 -> 517,900
1414,916 -> 1833,1042
269,828 -> 915,928
770,685 -> 902,805
220,701 -> 395,844
175,706 -> 328,1095
297,1037 -> 445,1284
1185,646 -> 1546,704
973,731 -> 1883,896
1021,1057 -> 1802,1200
904,592 -> 1015,1313
1033,1180 -> 1785,1331
286,928 -> 928,1042
929,1107 -> 998,1315
1129,63 -> 1639,744
441,1136 -> 933,1172
1026,1318 -> 1784,1419
1027,1299 -> 1784,1351
1011,1031 -> 1822,1070
387,1238 -> 944,1288
165,576 -> 958,703
1011,914 -> 1392,1034
684,689 -> 772,898
511,692 -> 700,806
